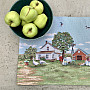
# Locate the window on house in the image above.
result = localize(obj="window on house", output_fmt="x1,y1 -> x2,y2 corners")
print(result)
73,56 -> 76,60
46,54 -> 49,59
78,51 -> 80,53
47,47 -> 49,51
38,55 -> 41,59
52,54 -> 54,58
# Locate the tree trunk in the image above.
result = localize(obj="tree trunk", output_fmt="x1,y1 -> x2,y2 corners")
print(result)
62,50 -> 65,60
30,56 -> 33,60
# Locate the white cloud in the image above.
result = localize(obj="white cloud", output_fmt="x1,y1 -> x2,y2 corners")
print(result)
19,46 -> 23,49
84,48 -> 90,50
77,43 -> 84,46
19,43 -> 37,48
45,33 -> 56,36
19,43 -> 29,47
32,45 -> 37,48
85,41 -> 90,44
27,45 -> 37,48
45,38 -> 53,41
19,43 -> 23,46
39,46 -> 42,48
23,43 -> 30,47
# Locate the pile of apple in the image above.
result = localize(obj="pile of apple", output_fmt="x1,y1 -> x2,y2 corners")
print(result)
4,0 -> 48,38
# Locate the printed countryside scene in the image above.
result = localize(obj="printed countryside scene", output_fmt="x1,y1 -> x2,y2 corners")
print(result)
17,17 -> 90,85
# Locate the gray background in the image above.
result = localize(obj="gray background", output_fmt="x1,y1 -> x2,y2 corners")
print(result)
0,0 -> 90,90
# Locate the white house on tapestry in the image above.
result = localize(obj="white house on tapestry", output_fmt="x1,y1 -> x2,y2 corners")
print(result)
36,41 -> 61,60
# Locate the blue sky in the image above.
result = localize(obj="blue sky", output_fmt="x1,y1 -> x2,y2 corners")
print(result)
19,16 -> 90,54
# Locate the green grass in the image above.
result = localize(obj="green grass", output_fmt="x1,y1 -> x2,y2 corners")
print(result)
27,60 -> 90,85
17,77 -> 24,80
75,60 -> 85,64
17,66 -> 22,69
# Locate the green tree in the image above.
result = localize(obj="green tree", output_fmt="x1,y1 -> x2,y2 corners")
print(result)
24,46 -> 37,60
18,54 -> 25,60
52,32 -> 74,60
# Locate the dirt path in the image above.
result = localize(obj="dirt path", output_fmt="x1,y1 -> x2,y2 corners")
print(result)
17,63 -> 43,85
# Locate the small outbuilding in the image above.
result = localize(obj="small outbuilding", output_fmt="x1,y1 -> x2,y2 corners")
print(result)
72,48 -> 88,60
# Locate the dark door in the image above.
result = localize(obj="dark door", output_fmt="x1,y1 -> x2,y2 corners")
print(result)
77,56 -> 82,60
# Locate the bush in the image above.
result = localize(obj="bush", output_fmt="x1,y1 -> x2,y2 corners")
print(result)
40,57 -> 46,60
65,53 -> 72,57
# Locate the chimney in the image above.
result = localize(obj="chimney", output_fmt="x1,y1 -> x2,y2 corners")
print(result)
46,41 -> 47,44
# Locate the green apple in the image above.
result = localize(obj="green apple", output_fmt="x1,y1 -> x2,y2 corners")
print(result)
4,11 -> 21,27
22,23 -> 38,38
30,0 -> 44,14
20,6 -> 38,23
34,14 -> 48,29
21,20 -> 28,26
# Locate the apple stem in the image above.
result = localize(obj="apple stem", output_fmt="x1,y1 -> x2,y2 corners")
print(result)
36,3 -> 39,6
10,21 -> 13,26
26,8 -> 31,16
27,28 -> 32,34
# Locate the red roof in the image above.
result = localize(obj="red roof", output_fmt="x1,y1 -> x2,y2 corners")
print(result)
73,48 -> 88,55
55,53 -> 61,54
37,51 -> 61,54
37,51 -> 55,54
